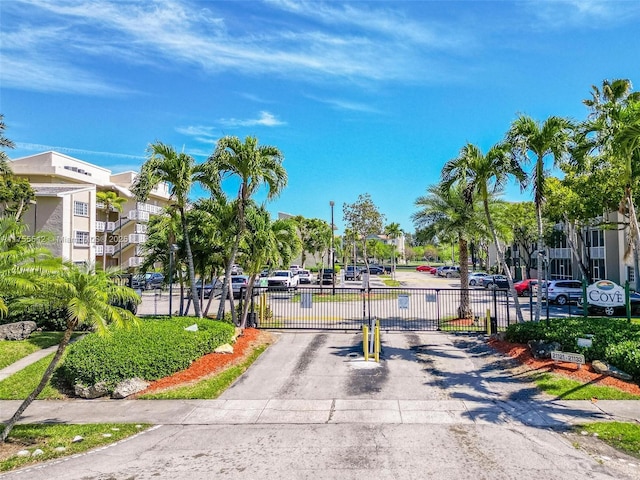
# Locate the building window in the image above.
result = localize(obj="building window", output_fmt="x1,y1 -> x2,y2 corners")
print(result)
628,266 -> 635,283
74,231 -> 90,246
74,201 -> 89,216
591,259 -> 605,281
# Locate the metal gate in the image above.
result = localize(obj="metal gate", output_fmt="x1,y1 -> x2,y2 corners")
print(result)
247,286 -> 512,332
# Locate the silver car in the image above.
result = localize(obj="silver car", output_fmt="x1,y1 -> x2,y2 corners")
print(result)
541,279 -> 583,305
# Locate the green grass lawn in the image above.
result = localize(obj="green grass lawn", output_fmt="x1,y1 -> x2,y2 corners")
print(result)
0,354 -> 65,400
0,423 -> 150,472
0,332 -> 72,370
531,372 -> 640,400
576,422 -> 640,459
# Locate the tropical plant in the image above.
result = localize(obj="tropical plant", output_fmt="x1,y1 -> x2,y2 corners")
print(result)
413,184 -> 485,319
0,114 -> 14,176
1,263 -> 140,443
507,115 -> 573,322
203,136 -> 287,322
294,216 -> 331,268
441,142 -> 527,323
132,142 -> 203,318
96,191 -> 126,270
384,222 -> 403,279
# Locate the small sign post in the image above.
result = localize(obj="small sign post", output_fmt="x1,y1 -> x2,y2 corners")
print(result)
550,351 -> 585,370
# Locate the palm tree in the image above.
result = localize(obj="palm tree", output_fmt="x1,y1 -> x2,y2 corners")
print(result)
203,136 -> 286,321
1,263 -> 140,442
507,115 -> 572,322
96,191 -> 126,270
384,222 -> 403,279
132,142 -> 203,318
441,142 -> 527,323
413,184 -> 484,319
0,114 -> 15,176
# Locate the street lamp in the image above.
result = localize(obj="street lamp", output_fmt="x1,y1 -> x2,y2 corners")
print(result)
330,201 -> 335,295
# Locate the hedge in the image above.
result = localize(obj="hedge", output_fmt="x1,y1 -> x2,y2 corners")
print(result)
60,317 -> 235,391
504,318 -> 640,381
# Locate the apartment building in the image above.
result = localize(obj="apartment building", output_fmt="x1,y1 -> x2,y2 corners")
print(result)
10,151 -> 171,271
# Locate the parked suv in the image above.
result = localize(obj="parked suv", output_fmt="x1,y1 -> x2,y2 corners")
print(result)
344,265 -> 362,281
438,266 -> 460,278
541,279 -> 583,305
317,268 -> 334,285
131,272 -> 164,290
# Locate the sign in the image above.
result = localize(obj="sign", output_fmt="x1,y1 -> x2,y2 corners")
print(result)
425,293 -> 437,303
551,351 -> 585,365
586,280 -> 625,307
398,294 -> 409,309
300,292 -> 312,309
577,337 -> 593,348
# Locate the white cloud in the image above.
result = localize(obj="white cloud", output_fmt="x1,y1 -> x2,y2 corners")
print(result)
15,142 -> 145,160
525,0 -> 640,29
219,111 -> 286,128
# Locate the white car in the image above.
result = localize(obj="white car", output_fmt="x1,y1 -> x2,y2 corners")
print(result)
298,269 -> 313,284
267,270 -> 299,291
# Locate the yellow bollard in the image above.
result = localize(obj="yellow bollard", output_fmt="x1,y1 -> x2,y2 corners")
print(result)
363,325 -> 369,361
259,293 -> 266,322
486,308 -> 491,335
374,321 -> 380,363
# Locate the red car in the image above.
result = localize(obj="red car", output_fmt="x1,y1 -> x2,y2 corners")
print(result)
514,279 -> 538,296
416,265 -> 436,273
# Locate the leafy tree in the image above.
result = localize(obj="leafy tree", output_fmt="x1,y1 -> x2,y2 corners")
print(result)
204,136 -> 286,322
294,216 -> 331,268
507,115 -> 573,321
132,142 -> 203,318
501,201 -> 538,279
96,191 -> 126,270
0,176 -> 35,221
343,194 -> 384,284
1,263 -> 140,443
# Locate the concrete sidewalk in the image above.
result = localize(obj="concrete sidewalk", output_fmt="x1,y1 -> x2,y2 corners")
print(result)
0,345 -> 58,382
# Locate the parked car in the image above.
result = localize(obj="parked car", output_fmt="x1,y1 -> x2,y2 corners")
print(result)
540,279 -> 583,305
364,265 -> 385,275
231,275 -> 251,299
514,279 -> 538,296
267,270 -> 299,291
416,265 -> 435,273
317,268 -> 334,285
131,272 -> 164,290
344,265 -> 362,281
196,279 -> 222,299
468,272 -> 489,286
438,266 -> 460,278
482,275 -> 508,289
577,281 -> 640,316
298,269 -> 313,284
289,264 -> 301,275
230,264 -> 243,275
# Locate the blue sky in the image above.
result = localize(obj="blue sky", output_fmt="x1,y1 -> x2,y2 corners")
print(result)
2,0 -> 640,234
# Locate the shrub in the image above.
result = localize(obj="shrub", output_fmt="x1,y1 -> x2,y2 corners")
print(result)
1,306 -> 69,331
60,317 -> 235,392
504,318 -> 640,381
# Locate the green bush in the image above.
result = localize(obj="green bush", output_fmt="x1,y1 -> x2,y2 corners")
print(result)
0,306 -> 69,331
504,318 -> 640,381
60,317 -> 235,392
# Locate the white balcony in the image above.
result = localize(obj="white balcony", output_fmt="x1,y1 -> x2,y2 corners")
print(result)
549,247 -> 571,259
134,223 -> 148,234
96,245 -> 115,255
127,209 -> 150,222
590,246 -> 605,259
128,234 -> 148,244
128,256 -> 144,268
135,202 -> 163,215
95,221 -> 116,232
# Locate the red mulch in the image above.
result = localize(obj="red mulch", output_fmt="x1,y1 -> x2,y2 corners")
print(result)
488,338 -> 640,396
137,328 -> 273,395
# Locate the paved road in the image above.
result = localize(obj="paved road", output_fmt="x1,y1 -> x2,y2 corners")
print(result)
2,332 -> 639,479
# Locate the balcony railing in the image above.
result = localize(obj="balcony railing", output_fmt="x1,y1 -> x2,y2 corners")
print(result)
127,209 -> 150,222
135,203 -> 163,216
128,257 -> 144,268
128,234 -> 148,244
590,246 -> 605,259
95,221 -> 116,232
134,223 -> 148,234
548,247 -> 571,259
96,245 -> 115,255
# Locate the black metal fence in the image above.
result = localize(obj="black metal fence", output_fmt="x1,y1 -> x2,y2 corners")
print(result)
247,286 -> 512,332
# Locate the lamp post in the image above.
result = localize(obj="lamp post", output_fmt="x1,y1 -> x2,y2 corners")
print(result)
330,201 -> 335,295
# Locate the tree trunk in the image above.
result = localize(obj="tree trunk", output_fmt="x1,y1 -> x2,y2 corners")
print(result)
240,274 -> 258,329
1,325 -> 75,443
102,208 -> 108,270
535,204 -> 544,323
483,197 -> 524,323
180,208 -> 201,318
626,187 -> 640,280
457,236 -> 472,319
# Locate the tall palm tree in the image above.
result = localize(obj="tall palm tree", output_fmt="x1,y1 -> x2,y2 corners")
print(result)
132,142 -> 203,318
507,115 -> 572,322
413,184 -> 484,319
96,191 -> 126,270
441,142 -> 527,323
1,263 -> 140,443
384,222 -> 403,279
0,114 -> 15,176
203,136 -> 286,321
